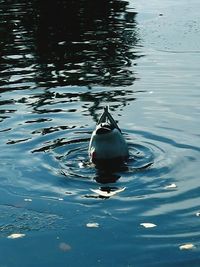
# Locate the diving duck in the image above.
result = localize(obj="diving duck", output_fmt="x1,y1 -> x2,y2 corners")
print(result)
89,106 -> 129,168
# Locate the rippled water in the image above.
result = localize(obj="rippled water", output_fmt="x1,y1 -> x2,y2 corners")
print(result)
0,0 -> 200,266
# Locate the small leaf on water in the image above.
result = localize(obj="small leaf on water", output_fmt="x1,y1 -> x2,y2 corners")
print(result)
140,223 -> 157,228
179,243 -> 195,250
164,183 -> 177,189
86,223 -> 99,228
90,187 -> 126,197
24,198 -> 32,202
7,233 -> 26,239
59,242 -> 71,252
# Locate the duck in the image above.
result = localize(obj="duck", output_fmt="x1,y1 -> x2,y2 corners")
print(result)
88,106 -> 129,169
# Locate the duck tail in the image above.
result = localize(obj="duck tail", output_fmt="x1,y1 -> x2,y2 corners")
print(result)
97,106 -> 121,132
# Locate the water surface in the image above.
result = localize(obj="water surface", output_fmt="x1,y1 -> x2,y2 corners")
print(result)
0,0 -> 200,266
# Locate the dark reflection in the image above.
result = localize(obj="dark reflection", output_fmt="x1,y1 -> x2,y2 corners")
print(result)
0,0 -> 141,126
81,88 -> 137,122
33,0 -> 138,87
0,0 -> 139,90
0,0 -> 141,156
95,168 -> 123,184
22,86 -> 136,122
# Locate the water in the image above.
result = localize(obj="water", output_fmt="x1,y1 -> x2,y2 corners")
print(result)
0,0 -> 200,266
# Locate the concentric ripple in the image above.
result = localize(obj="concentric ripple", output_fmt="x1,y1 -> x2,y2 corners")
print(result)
44,130 -> 161,186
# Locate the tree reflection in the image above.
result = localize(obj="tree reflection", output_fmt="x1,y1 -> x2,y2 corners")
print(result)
0,0 -> 140,119
33,0 -> 139,87
0,1 -> 142,186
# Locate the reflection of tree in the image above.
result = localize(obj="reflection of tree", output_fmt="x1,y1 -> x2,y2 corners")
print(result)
0,0 -> 140,123
32,0 -> 139,87
80,89 -> 136,122
26,87 -> 136,123
0,0 -> 139,88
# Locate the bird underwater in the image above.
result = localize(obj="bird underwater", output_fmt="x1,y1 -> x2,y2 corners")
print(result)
88,106 -> 129,170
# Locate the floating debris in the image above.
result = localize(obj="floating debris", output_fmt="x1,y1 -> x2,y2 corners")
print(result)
179,243 -> 195,250
90,187 -> 126,198
24,198 -> 32,202
164,183 -> 177,190
140,223 -> 157,228
7,233 -> 26,239
86,223 -> 99,228
59,242 -> 71,252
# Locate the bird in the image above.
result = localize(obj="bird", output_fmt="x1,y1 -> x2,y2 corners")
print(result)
88,106 -> 129,169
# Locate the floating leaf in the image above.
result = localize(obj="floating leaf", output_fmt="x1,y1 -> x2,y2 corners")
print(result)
140,223 -> 157,228
179,243 -> 195,250
24,198 -> 32,202
7,233 -> 26,239
164,183 -> 177,190
59,242 -> 71,252
90,187 -> 126,197
86,223 -> 99,228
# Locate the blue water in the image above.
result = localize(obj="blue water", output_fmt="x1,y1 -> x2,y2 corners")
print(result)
0,0 -> 200,266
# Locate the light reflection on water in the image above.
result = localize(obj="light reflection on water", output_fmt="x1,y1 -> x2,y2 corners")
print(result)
0,0 -> 200,266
